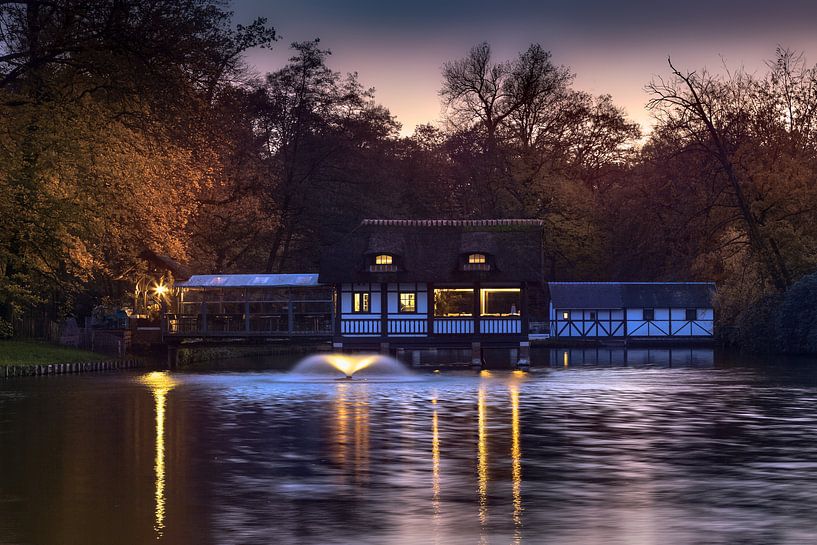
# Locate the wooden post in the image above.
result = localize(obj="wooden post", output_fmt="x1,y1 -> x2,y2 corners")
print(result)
200,301 -> 207,334
520,282 -> 529,337
427,283 -> 434,336
160,299 -> 168,339
287,290 -> 294,335
516,341 -> 530,370
473,283 -> 481,336
244,299 -> 251,333
471,341 -> 482,369
167,346 -> 178,370
380,283 -> 388,338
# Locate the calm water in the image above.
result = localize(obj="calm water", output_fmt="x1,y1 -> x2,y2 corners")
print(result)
3,351 -> 817,544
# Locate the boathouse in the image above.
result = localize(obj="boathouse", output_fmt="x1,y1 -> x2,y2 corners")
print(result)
548,282 -> 715,339
318,219 -> 548,354
165,274 -> 334,338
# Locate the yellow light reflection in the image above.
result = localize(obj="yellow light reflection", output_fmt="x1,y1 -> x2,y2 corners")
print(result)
332,382 -> 370,484
354,386 -> 370,484
140,371 -> 177,538
431,397 -> 440,518
334,382 -> 349,469
510,383 -> 523,544
563,350 -> 569,368
477,386 -> 488,533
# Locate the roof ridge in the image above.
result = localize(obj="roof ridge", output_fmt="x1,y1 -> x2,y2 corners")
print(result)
361,219 -> 544,227
548,281 -> 715,285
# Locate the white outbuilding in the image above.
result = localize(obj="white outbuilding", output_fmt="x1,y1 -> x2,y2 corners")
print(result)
548,282 -> 715,339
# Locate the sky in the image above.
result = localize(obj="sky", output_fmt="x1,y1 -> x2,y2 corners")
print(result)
233,0 -> 817,136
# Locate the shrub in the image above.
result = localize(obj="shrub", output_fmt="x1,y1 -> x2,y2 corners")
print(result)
0,317 -> 13,339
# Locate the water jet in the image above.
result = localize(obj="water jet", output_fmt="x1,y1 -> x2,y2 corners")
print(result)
292,353 -> 411,379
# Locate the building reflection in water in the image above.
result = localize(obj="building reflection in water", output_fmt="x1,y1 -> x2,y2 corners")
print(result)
140,371 -> 177,539
510,382 -> 523,544
332,382 -> 370,483
551,347 -> 715,368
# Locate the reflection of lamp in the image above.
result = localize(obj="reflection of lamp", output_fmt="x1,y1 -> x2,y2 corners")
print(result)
477,386 -> 488,527
510,384 -> 522,543
140,372 -> 177,538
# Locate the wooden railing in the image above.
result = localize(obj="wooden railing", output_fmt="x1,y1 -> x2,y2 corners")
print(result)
165,313 -> 333,337
433,318 -> 475,335
341,318 -> 381,335
387,319 -> 427,334
480,318 -> 521,334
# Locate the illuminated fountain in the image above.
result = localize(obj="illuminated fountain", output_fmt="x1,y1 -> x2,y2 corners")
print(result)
292,353 -> 411,380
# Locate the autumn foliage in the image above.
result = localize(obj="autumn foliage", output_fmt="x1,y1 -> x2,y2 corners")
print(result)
1,2 -> 816,347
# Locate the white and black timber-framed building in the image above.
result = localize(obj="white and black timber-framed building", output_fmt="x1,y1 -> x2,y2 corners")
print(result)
318,219 -> 549,355
548,282 -> 715,339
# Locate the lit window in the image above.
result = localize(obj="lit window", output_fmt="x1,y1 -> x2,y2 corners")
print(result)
353,292 -> 370,313
562,311 -> 569,320
685,308 -> 697,321
643,308 -> 654,321
434,289 -> 474,317
375,254 -> 393,265
480,288 -> 521,317
468,253 -> 487,264
399,292 -> 416,313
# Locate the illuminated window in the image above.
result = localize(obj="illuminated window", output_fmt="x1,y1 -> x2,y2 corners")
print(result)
685,308 -> 697,321
643,308 -> 654,321
375,254 -> 393,265
468,253 -> 487,264
434,289 -> 474,317
562,311 -> 569,320
353,291 -> 370,313
399,292 -> 416,313
480,288 -> 521,317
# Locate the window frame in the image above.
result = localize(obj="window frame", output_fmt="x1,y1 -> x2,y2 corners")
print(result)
685,308 -> 698,321
433,288 -> 475,317
374,254 -> 393,265
467,253 -> 487,264
588,311 -> 597,321
480,288 -> 521,317
398,291 -> 417,314
643,308 -> 655,321
352,291 -> 371,314
561,310 -> 569,321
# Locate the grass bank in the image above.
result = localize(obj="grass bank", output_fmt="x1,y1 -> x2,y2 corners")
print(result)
0,340 -> 107,366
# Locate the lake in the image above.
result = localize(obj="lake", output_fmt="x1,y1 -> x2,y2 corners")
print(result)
2,349 -> 817,544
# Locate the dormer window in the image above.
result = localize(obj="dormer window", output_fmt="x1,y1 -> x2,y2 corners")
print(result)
368,254 -> 398,272
462,253 -> 491,271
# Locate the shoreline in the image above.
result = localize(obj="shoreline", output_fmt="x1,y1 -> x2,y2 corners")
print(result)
1,358 -> 145,379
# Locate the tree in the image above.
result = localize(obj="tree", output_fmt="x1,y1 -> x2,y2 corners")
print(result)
0,0 -> 275,321
646,50 -> 817,297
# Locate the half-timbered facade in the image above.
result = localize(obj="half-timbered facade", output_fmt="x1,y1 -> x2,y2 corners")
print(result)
548,282 -> 715,339
319,219 -> 548,349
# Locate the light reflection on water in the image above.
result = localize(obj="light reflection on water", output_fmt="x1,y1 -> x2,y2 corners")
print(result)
3,355 -> 817,544
139,371 -> 177,539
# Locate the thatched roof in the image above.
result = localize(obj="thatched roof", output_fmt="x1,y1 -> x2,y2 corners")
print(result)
319,219 -> 545,283
548,282 -> 716,309
139,249 -> 192,280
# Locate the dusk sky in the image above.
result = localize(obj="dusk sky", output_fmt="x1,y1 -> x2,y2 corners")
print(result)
235,1 -> 817,136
